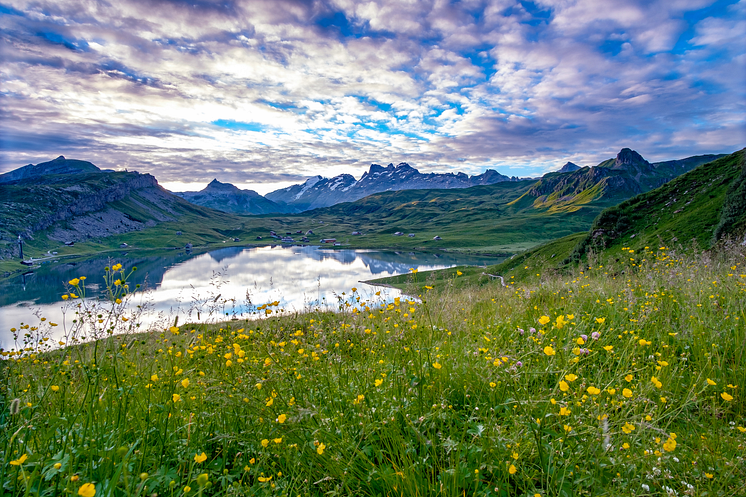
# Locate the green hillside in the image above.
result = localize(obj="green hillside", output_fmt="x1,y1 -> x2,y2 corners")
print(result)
372,149 -> 745,292
568,149 -> 746,262
1,150 -> 734,279
0,172 -> 265,273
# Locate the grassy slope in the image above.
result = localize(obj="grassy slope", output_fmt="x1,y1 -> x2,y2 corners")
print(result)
0,175 -> 266,274
370,233 -> 587,293
374,150 -> 746,293
1,243 -> 744,496
568,149 -> 746,262
285,179 -> 611,253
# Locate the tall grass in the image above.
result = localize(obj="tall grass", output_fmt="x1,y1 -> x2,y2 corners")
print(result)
1,244 -> 745,496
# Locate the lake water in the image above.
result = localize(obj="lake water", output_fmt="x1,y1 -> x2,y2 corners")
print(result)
0,245 -> 503,351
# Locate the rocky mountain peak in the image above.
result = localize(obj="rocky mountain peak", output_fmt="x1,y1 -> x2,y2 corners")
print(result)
368,164 -> 385,174
614,148 -> 649,168
559,162 -> 581,173
204,179 -> 239,192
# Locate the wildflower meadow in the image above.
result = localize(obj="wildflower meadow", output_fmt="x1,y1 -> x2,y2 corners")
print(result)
1,246 -> 744,496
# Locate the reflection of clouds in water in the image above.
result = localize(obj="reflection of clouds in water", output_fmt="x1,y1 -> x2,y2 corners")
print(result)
0,246 -> 482,350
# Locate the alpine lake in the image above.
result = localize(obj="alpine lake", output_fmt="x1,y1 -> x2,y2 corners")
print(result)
0,245 -> 504,350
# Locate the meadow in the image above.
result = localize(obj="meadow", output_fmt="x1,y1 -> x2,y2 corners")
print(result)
1,243 -> 745,496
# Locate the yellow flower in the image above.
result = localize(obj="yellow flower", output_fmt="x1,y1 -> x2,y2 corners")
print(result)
706,378 -> 716,386
625,374 -> 633,382
10,454 -> 28,466
456,271 -> 463,276
651,376 -> 662,389
489,382 -> 496,388
508,464 -> 517,474
543,346 -> 556,356
265,398 -> 273,407
565,374 -> 578,382
622,443 -> 630,449
587,386 -> 601,395
721,392 -> 733,401
150,374 -> 158,382
194,452 -> 207,463
559,380 -> 569,392
622,388 -> 633,398
538,316 -> 550,325
595,317 -> 605,324
559,406 -> 571,416
663,437 -> 677,452
172,394 -> 181,403
607,388 -> 616,395
69,278 -> 80,286
622,422 -> 635,434
61,295 -> 69,300
705,473 -> 713,479
169,326 -> 179,333
261,439 -> 269,447
258,476 -> 272,482
54,462 -> 62,469
603,345 -> 613,352
432,362 -> 442,369
277,414 -> 287,424
51,385 -> 60,392
576,337 -> 585,345
181,378 -> 190,388
78,483 -> 96,497
317,443 -> 326,455
273,438 -> 282,444
375,379 -> 383,387
563,424 -> 572,433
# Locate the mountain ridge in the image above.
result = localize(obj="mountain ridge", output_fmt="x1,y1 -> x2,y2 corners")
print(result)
264,162 -> 519,211
174,179 -> 293,215
0,156 -> 114,184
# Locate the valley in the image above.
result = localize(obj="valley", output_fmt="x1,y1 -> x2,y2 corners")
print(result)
0,149 -> 728,279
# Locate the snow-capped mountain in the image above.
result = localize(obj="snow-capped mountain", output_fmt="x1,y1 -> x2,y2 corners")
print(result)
265,163 -> 518,211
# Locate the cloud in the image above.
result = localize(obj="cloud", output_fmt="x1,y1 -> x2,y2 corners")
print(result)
0,0 -> 743,188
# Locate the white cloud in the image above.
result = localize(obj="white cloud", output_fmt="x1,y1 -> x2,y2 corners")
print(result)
0,0 -> 743,184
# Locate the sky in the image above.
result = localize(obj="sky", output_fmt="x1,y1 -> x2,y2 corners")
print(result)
1,0 -> 744,194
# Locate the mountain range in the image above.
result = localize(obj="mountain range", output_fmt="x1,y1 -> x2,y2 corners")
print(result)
264,162 -> 519,212
0,147 -> 733,266
175,150 -> 724,215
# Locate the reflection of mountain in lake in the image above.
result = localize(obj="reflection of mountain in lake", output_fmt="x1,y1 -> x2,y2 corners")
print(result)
302,247 -> 502,274
207,246 -> 245,264
0,246 -> 503,310
0,251 -> 198,307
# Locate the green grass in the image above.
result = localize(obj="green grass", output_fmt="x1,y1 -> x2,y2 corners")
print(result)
568,149 -> 745,263
1,243 -> 745,496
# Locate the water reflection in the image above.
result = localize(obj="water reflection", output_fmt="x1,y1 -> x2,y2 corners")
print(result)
0,245 -> 502,350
